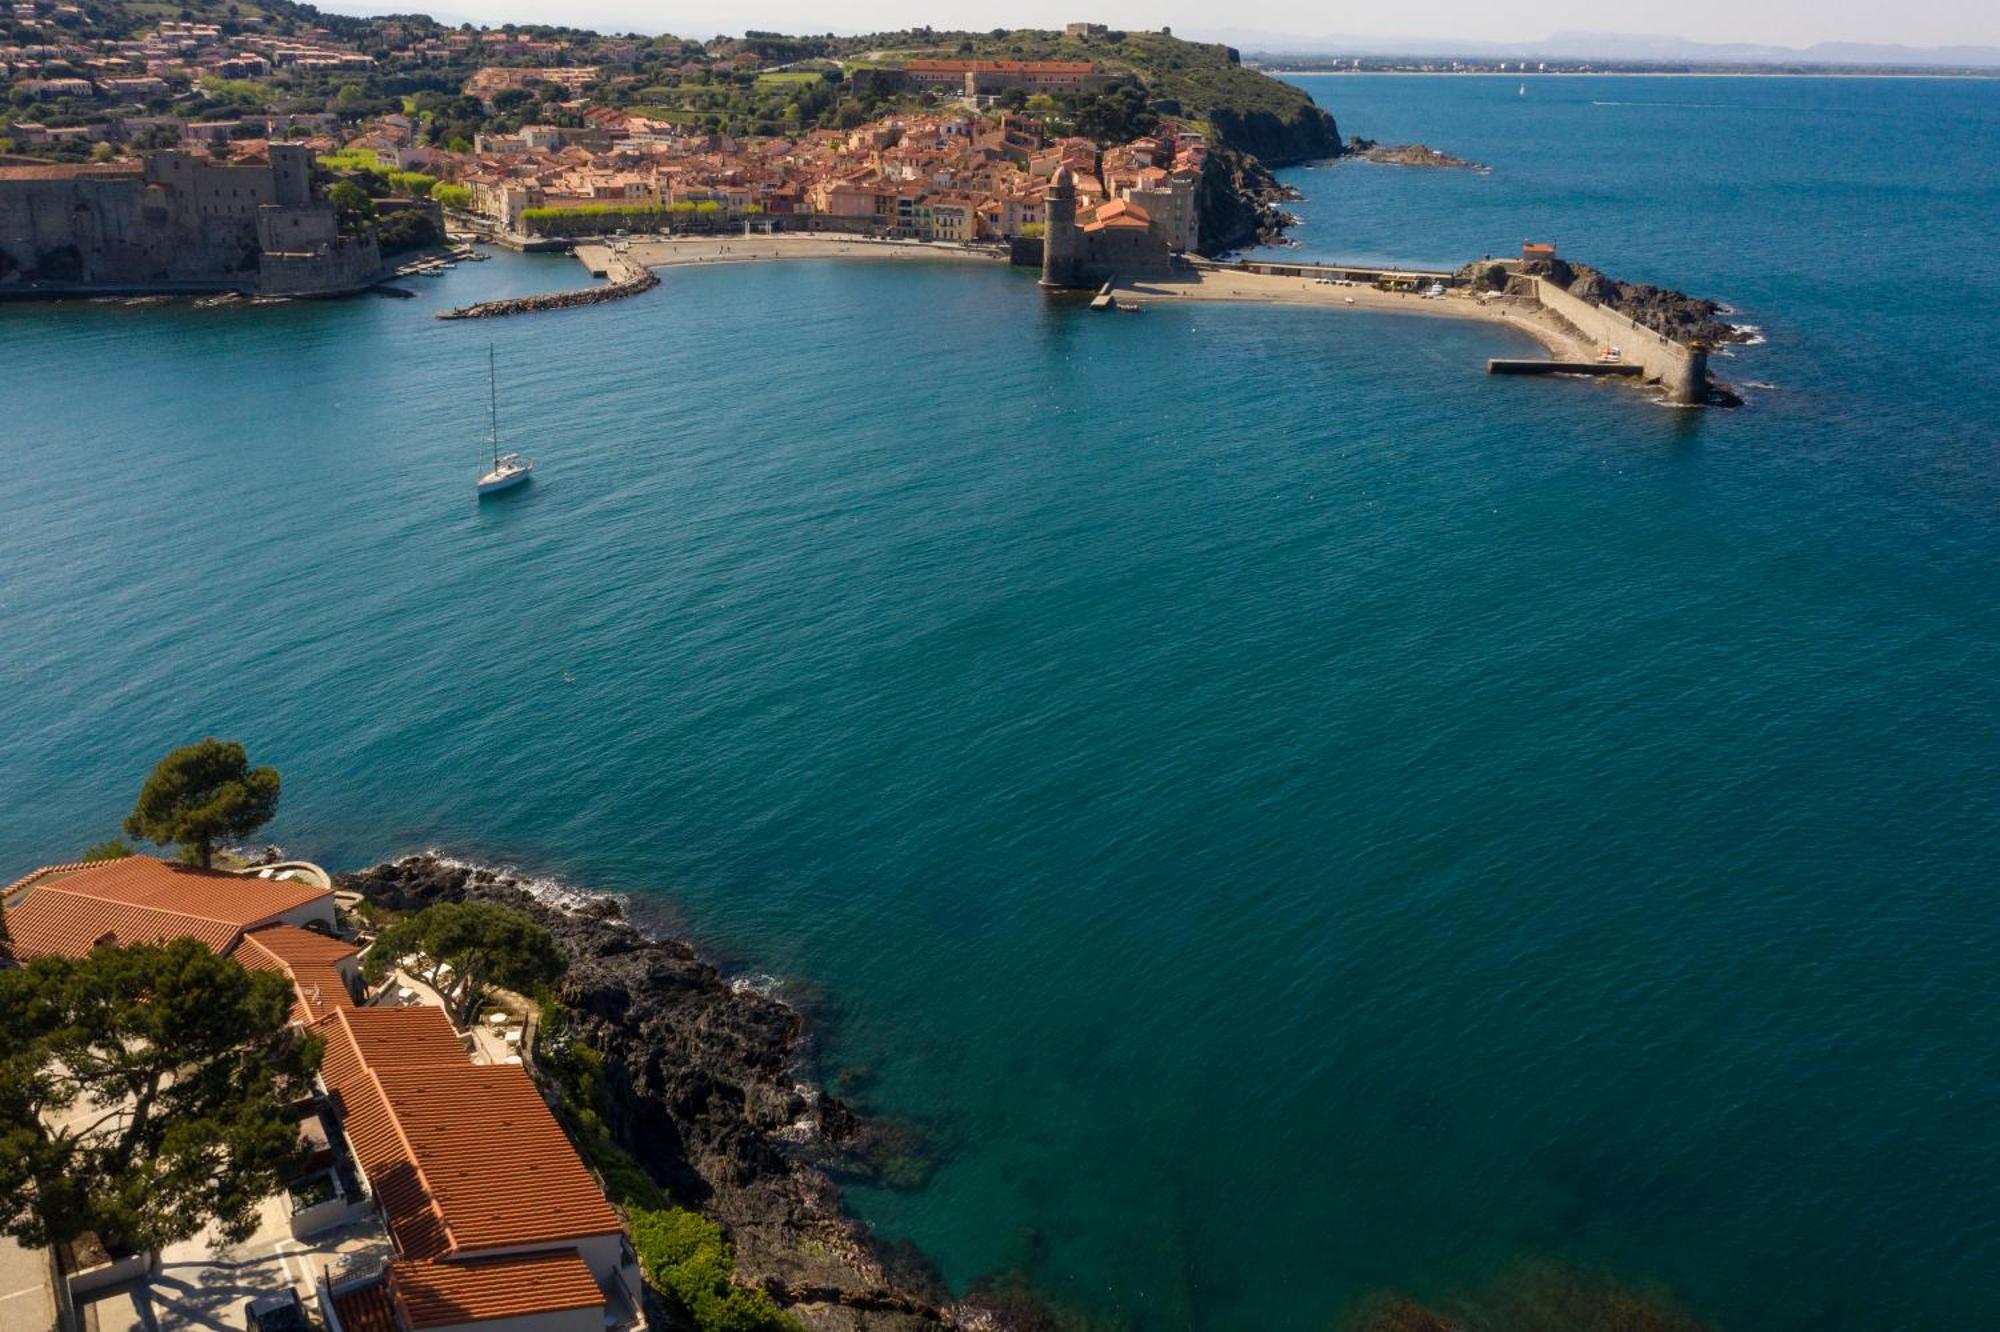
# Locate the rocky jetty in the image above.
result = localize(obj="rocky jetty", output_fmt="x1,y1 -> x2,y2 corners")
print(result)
1464,254 -> 1753,348
1345,137 -> 1488,171
436,256 -> 658,320
340,854 -> 1021,1332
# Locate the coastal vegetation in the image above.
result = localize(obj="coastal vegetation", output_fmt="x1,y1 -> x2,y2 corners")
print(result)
317,147 -> 437,196
360,899 -> 564,1025
121,737 -> 280,868
536,1000 -> 804,1332
629,1206 -> 805,1332
0,937 -> 317,1252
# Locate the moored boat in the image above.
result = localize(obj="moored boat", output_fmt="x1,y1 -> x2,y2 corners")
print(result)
475,346 -> 535,497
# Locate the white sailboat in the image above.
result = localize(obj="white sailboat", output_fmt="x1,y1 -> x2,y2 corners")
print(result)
476,345 -> 534,496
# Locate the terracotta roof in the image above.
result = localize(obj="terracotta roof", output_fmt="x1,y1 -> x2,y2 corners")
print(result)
1,857 -> 330,961
233,924 -> 358,1023
20,856 -> 328,919
1081,197 -> 1153,233
1,860 -> 85,897
390,1253 -> 605,1329
318,1007 -> 463,1259
3,896 -> 240,958
331,1278 -> 397,1332
315,1006 -> 621,1261
376,1062 -> 623,1252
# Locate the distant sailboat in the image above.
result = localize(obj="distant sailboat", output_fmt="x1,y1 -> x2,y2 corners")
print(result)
1519,83 -> 1527,96
476,345 -> 533,496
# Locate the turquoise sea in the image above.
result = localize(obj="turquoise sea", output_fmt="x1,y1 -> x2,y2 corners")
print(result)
3,75 -> 1996,1329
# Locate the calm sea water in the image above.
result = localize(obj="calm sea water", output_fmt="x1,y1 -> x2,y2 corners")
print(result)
3,75 -> 1996,1330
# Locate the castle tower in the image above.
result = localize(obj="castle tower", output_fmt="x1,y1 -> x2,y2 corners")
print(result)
1667,339 -> 1711,406
1041,163 -> 1083,288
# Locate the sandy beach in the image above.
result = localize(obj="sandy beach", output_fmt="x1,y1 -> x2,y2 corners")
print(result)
1123,267 -> 1589,358
590,233 -> 1587,360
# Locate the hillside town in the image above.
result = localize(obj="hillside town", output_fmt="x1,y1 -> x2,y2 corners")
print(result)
449,103 -> 1201,252
0,5 -> 1259,292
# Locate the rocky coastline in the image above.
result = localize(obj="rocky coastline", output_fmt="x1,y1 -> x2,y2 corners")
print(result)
339,853 -> 1025,1332
1199,147 -> 1308,253
1198,100 -> 1344,254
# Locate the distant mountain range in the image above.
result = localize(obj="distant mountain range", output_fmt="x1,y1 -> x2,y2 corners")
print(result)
1186,28 -> 2000,69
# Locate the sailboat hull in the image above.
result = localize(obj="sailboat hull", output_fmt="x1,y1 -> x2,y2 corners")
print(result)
477,463 -> 533,495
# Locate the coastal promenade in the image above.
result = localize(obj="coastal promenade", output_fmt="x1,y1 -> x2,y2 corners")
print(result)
615,233 -> 1013,270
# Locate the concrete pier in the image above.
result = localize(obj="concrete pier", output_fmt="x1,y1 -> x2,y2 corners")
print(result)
1488,358 -> 1642,377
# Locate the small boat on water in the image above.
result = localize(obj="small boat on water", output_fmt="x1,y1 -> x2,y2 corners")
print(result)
476,346 -> 534,496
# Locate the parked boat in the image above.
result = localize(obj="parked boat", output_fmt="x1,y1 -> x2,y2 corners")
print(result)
476,346 -> 534,497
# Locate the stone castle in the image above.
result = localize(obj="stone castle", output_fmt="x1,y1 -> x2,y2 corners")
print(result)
0,144 -> 382,296
1039,163 -> 1188,289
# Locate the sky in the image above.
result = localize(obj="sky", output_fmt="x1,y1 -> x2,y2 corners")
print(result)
349,0 -> 2000,49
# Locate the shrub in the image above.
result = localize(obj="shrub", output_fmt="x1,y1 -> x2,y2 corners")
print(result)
387,170 -> 436,196
628,1207 -> 802,1332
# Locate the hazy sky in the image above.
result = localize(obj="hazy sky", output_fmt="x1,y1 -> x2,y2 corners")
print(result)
397,0 -> 2000,47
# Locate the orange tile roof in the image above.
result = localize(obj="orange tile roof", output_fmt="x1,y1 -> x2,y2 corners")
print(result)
318,1007 -> 462,1259
315,1006 -> 622,1261
390,1253 -> 605,1329
232,924 -> 358,1023
3,895 -> 242,958
19,855 -> 329,919
375,1062 -> 624,1252
1,857 -> 330,961
331,1278 -> 397,1332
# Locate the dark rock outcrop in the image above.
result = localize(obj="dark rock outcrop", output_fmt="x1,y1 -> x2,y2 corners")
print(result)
339,855 -> 1015,1332
1194,99 -> 1341,254
1207,102 -> 1342,167
1198,148 -> 1301,255
1345,137 -> 1488,171
1513,255 -> 1752,346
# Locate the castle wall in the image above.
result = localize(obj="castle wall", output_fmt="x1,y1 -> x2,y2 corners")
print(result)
0,149 -> 374,295
259,235 -> 383,296
1530,276 -> 1708,404
0,170 -> 259,286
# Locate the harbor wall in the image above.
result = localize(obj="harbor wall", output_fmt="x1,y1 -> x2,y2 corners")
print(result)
1530,276 -> 1707,403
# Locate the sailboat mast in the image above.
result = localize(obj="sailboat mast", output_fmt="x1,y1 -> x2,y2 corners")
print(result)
488,344 -> 500,468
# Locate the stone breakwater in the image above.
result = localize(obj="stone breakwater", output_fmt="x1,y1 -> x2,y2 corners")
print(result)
339,854 -> 1033,1332
436,253 -> 658,320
